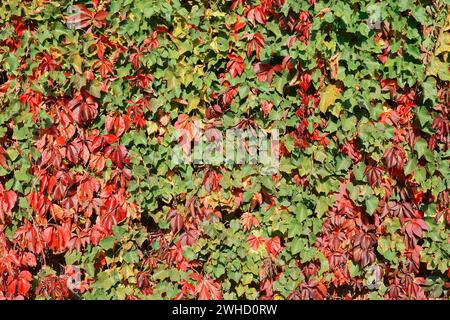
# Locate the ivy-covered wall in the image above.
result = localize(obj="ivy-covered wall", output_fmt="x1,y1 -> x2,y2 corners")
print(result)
0,0 -> 448,300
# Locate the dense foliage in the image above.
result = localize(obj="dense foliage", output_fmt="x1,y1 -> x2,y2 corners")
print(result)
0,0 -> 449,300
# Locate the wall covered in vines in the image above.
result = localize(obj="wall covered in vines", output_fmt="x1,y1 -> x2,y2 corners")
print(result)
0,0 -> 449,300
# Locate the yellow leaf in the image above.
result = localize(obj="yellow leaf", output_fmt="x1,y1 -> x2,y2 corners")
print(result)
50,47 -> 63,60
172,17 -> 186,38
315,8 -> 332,19
164,69 -> 180,91
195,64 -> 205,76
329,53 -> 340,79
443,11 -> 450,32
331,102 -> 342,117
435,32 -> 450,56
70,54 -> 83,74
205,9 -> 226,18
426,56 -> 450,81
146,121 -> 158,135
434,12 -> 450,56
188,96 -> 200,110
210,37 -> 219,53
319,84 -> 341,113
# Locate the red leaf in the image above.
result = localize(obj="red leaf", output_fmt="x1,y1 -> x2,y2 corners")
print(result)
265,236 -> 282,257
242,33 -> 265,59
0,188 -> 17,224
247,234 -> 264,250
0,147 -> 8,169
364,166 -> 384,187
17,271 -> 32,296
261,100 -> 273,117
168,209 -> 184,233
246,6 -> 267,25
253,62 -> 283,83
14,219 -> 45,254
202,169 -> 222,193
179,229 -> 200,246
174,114 -> 200,156
21,252 -> 37,267
44,222 -> 71,253
193,274 -> 222,300
226,54 -> 244,78
384,145 -> 405,171
89,153 -> 106,172
94,10 -> 108,27
93,59 -> 114,78
240,212 -> 259,232
65,4 -> 93,30
66,140 -> 81,164
405,219 -> 427,240
69,91 -> 99,125
104,144 -> 129,168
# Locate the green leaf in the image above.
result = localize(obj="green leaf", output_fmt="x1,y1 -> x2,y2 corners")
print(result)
422,77 -> 437,104
94,271 -> 118,290
70,54 -> 83,74
319,84 -> 341,113
88,80 -> 102,98
5,55 -> 19,72
336,155 -> 351,171
414,138 -> 428,159
183,247 -> 197,261
291,238 -> 303,255
99,237 -> 115,250
365,196 -> 379,215
416,106 -> 433,126
404,157 -> 418,176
